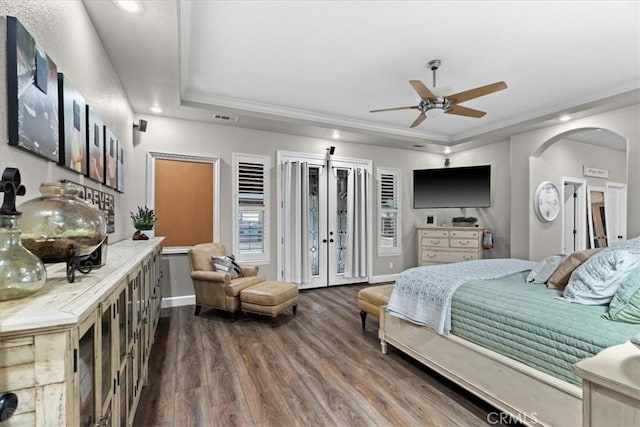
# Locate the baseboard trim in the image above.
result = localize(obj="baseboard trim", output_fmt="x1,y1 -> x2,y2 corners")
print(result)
369,273 -> 399,284
161,294 -> 195,308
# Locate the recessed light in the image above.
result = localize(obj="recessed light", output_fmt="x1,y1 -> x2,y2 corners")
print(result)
559,115 -> 572,122
444,147 -> 452,154
331,130 -> 340,139
149,105 -> 163,114
113,0 -> 144,14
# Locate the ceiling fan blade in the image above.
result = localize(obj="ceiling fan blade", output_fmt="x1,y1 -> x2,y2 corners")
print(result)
447,81 -> 507,104
410,112 -> 427,128
409,80 -> 436,101
446,104 -> 487,118
369,106 -> 418,113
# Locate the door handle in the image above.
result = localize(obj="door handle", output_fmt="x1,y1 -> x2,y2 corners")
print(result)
329,239 -> 334,243
322,239 -> 327,243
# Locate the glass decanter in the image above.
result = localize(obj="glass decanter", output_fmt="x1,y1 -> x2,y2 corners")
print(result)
0,168 -> 47,301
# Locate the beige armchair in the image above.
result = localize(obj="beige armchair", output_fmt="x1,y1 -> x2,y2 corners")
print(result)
187,243 -> 264,316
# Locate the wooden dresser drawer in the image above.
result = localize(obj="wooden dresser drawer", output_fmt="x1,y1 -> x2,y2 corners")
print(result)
421,250 -> 479,264
421,237 -> 449,248
450,229 -> 480,239
450,238 -> 479,249
420,229 -> 449,238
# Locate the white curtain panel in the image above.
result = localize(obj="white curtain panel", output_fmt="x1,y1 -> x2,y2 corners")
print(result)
345,167 -> 367,278
282,161 -> 310,283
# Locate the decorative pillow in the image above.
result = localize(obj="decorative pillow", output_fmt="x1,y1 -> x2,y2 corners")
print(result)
547,248 -> 602,290
563,249 -> 640,305
211,255 -> 244,279
526,254 -> 566,284
604,266 -> 640,323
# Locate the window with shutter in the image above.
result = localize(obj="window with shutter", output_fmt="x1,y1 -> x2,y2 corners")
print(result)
378,168 -> 401,256
233,154 -> 270,263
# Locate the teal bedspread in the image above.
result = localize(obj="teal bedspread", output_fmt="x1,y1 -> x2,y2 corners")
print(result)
450,272 -> 640,386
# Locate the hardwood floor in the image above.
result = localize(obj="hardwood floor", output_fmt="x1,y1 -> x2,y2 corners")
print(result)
134,284 -> 510,426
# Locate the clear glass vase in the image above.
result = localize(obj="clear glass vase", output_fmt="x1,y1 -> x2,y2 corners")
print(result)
18,182 -> 107,264
0,214 -> 47,301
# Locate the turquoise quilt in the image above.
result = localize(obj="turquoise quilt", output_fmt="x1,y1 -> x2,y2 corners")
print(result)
451,272 -> 640,385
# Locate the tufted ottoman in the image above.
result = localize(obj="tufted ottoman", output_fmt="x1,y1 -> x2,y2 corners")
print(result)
240,281 -> 299,325
357,284 -> 394,330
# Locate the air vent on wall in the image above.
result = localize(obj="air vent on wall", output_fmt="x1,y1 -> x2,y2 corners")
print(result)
212,114 -> 238,122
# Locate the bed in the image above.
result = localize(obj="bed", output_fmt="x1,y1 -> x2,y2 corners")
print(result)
379,255 -> 640,427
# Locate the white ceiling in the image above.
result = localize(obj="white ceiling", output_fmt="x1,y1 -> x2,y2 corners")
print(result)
83,0 -> 640,152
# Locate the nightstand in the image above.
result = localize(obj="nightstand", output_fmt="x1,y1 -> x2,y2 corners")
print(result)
573,342 -> 640,427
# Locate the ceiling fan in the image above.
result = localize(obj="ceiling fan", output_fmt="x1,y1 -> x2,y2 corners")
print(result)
370,59 -> 507,128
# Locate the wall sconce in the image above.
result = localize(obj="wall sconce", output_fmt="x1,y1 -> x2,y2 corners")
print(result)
327,146 -> 336,156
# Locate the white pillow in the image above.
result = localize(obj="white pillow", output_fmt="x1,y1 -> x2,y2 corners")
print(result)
526,254 -> 566,284
563,249 -> 640,305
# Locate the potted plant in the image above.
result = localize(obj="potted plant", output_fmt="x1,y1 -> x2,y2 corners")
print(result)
130,206 -> 156,240
452,216 -> 478,227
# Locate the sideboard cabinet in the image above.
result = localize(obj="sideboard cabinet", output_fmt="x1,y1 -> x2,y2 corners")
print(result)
0,238 -> 163,426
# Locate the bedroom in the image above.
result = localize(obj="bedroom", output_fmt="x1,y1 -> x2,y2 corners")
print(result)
0,1 -> 638,426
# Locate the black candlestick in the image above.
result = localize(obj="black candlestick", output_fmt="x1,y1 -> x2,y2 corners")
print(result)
0,168 -> 26,215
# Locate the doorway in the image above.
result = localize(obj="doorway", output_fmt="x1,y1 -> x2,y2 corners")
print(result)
277,151 -> 371,289
562,177 -> 586,253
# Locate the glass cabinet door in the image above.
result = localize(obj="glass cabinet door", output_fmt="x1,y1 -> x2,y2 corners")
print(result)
78,314 -> 98,427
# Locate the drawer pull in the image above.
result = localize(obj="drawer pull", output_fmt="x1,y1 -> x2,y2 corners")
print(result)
426,253 -> 437,259
429,239 -> 440,245
0,392 -> 18,422
462,255 -> 475,260
458,241 -> 470,246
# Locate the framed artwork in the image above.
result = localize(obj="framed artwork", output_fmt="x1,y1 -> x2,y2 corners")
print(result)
6,16 -> 59,162
86,106 -> 104,183
61,180 -> 115,234
424,213 -> 437,227
104,127 -> 118,189
58,73 -> 87,173
117,140 -> 125,193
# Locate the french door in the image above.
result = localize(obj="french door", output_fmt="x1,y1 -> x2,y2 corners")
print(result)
279,152 -> 370,289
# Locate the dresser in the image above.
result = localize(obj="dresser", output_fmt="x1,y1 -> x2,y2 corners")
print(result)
0,238 -> 163,426
417,226 -> 484,266
573,342 -> 640,427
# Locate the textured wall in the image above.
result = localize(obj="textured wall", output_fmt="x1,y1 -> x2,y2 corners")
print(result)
0,1 -> 134,242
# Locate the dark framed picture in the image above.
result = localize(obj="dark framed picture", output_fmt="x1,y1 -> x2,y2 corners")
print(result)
6,16 -> 59,162
117,140 -> 124,192
58,73 -> 87,173
104,127 -> 118,189
86,106 -> 104,183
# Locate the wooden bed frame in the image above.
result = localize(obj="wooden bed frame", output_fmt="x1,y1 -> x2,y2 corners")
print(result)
379,308 -> 583,427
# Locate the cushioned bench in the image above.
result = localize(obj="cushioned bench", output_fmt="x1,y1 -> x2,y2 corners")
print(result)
240,280 -> 299,325
357,284 -> 394,330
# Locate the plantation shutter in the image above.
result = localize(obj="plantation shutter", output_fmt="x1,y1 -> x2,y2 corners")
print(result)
378,168 -> 401,255
233,154 -> 270,263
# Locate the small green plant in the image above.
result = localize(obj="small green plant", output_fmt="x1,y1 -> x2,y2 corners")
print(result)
130,206 -> 156,230
452,216 -> 477,223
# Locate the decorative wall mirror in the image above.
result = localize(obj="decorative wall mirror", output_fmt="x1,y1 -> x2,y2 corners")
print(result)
587,186 -> 607,248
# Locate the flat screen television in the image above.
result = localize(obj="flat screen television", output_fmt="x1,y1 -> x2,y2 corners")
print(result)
413,165 -> 491,208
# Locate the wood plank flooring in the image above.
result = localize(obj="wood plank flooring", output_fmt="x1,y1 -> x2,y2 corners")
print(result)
134,284 -> 510,426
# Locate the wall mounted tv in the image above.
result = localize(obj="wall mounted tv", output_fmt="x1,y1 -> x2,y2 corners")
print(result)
413,165 -> 491,208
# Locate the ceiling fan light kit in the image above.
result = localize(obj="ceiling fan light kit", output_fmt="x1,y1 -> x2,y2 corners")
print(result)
370,59 -> 507,128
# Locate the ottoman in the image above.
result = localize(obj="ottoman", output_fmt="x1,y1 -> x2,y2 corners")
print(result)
357,284 -> 394,330
240,281 -> 299,325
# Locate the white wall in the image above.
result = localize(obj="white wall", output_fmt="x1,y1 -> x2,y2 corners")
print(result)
529,137 -> 626,260
134,115 -> 515,298
448,139 -> 511,259
510,104 -> 639,260
0,1 -> 134,243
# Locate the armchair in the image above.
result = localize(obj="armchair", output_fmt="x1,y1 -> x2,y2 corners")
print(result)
187,243 -> 264,316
